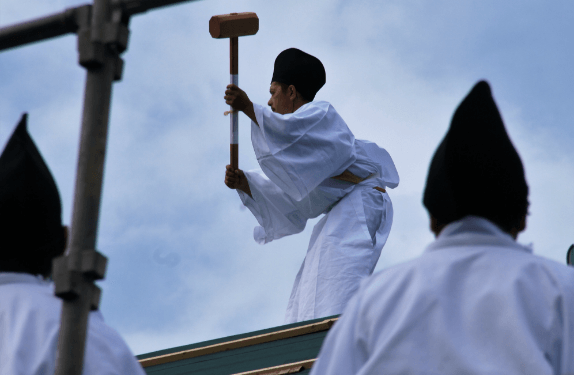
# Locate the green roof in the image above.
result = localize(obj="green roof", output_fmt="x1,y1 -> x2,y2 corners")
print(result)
137,315 -> 337,375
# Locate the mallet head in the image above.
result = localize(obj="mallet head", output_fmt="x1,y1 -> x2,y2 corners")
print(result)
209,12 -> 259,39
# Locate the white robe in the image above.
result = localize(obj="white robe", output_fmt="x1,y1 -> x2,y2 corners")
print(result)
310,216 -> 574,375
0,273 -> 145,375
238,101 -> 399,323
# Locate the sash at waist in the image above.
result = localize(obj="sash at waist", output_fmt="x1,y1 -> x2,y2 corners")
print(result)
332,170 -> 386,193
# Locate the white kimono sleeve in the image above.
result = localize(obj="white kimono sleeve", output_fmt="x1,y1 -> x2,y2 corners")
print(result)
354,140 -> 399,189
251,101 -> 356,201
238,169 -> 308,244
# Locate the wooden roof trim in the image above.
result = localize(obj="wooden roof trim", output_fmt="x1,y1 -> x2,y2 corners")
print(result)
231,358 -> 316,375
139,317 -> 337,368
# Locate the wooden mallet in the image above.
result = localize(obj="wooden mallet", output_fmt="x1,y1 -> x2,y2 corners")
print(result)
209,12 -> 259,170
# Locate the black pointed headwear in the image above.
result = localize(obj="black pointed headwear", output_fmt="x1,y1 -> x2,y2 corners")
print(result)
271,48 -> 326,101
0,114 -> 65,276
423,81 -> 529,231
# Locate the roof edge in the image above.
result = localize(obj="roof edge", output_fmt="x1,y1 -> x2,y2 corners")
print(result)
139,317 -> 337,368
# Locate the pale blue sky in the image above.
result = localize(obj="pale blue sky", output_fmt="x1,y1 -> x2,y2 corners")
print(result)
1,0 -> 573,355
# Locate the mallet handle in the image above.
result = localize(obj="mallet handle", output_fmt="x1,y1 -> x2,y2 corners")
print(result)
230,36 -> 238,170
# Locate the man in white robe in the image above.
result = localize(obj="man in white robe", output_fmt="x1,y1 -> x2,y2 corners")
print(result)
224,48 -> 399,323
0,115 -> 145,375
310,81 -> 574,374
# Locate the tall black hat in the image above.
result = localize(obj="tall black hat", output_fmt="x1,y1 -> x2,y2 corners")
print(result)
271,48 -> 326,101
423,81 -> 529,231
0,114 -> 65,276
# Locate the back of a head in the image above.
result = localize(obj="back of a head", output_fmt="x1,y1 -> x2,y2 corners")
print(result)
0,114 -> 65,277
423,81 -> 529,233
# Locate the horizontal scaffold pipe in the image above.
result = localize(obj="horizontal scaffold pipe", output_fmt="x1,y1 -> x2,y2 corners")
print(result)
0,0 -> 203,52
0,5 -> 91,51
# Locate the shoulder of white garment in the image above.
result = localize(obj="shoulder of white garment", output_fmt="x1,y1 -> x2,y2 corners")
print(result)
252,101 -> 351,158
0,272 -> 51,286
376,218 -> 574,329
296,100 -> 332,113
253,100 -> 334,122
0,274 -> 145,375
352,217 -> 535,293
0,274 -> 59,315
373,216 -> 574,288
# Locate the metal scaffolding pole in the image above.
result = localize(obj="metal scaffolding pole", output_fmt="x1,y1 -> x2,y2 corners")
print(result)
53,0 -> 117,370
0,0 -> 201,52
0,5 -> 88,51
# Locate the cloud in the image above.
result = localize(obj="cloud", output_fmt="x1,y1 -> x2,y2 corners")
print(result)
1,0 -> 573,356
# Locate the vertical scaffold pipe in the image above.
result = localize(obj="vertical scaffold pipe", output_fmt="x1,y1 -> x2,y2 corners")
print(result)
54,0 -> 116,373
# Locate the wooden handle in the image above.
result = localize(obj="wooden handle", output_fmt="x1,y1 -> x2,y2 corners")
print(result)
230,37 -> 238,75
230,144 -> 238,170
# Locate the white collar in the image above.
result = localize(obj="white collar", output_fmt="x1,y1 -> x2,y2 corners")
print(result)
0,272 -> 50,287
425,216 -> 532,254
293,101 -> 314,114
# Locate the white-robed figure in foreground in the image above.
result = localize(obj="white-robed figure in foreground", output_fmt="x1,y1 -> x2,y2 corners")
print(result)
0,115 -> 145,375
224,48 -> 399,323
310,81 -> 574,375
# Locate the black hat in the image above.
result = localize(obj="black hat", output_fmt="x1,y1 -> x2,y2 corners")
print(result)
271,48 -> 326,101
0,114 -> 65,276
423,81 -> 529,231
